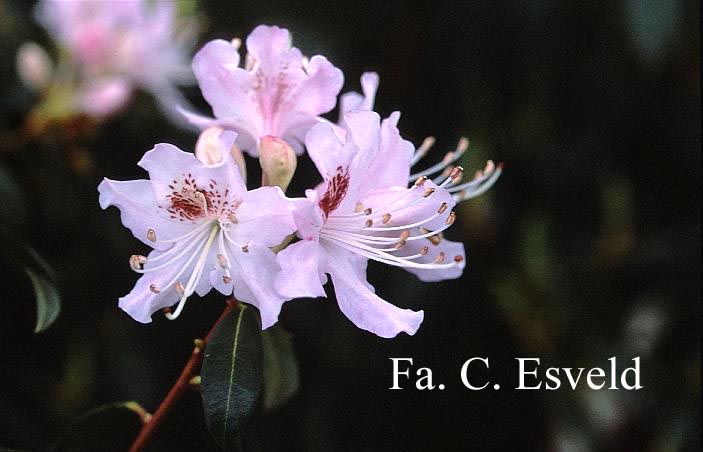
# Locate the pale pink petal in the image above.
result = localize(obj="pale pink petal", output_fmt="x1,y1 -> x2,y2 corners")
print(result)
137,141 -> 246,203
232,186 -> 297,247
401,237 -> 465,282
305,122 -> 357,181
292,191 -> 325,241
325,246 -> 424,338
365,111 -> 414,191
191,39 -> 261,149
226,242 -> 288,329
338,71 -> 379,124
275,239 -> 327,299
245,25 -> 294,71
98,178 -> 191,250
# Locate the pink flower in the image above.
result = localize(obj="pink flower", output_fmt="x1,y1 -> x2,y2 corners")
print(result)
98,131 -> 296,327
34,0 -> 197,120
182,25 -> 344,156
275,111 -> 465,338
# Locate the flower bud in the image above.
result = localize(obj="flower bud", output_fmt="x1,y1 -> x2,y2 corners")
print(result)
195,126 -> 247,182
16,42 -> 53,92
258,135 -> 296,191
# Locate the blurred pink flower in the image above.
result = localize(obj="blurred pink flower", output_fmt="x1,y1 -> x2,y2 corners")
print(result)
182,25 -> 344,156
34,0 -> 197,121
275,110 -> 465,338
98,131 -> 296,327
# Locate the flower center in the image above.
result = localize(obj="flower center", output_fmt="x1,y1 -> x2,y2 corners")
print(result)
162,174 -> 237,223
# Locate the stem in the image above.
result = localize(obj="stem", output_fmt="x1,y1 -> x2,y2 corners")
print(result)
128,297 -> 239,452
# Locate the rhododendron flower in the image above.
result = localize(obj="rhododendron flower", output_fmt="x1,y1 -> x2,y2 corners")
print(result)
98,131 -> 296,327
33,0 -> 197,120
183,25 -> 344,156
275,110 -> 465,338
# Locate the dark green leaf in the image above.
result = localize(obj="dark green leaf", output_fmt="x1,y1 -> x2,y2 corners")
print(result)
262,325 -> 299,411
0,225 -> 61,332
201,303 -> 263,451
51,402 -> 149,452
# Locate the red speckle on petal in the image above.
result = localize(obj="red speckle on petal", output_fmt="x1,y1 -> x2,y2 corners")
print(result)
318,166 -> 350,217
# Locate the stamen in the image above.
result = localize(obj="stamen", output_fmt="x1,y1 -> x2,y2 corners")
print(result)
217,253 -> 228,268
130,255 -> 147,270
175,282 -> 185,295
382,213 -> 392,224
364,208 -> 372,215
414,176 -> 428,187
423,188 -> 435,197
434,252 -> 446,264
241,244 -> 249,253
231,37 -> 242,49
420,246 -> 429,256
147,229 -> 157,242
365,219 -> 373,227
355,202 -> 364,213
438,202 -> 448,214
222,275 -> 232,284
454,255 -> 464,263
411,136 -> 435,165
149,284 -> 160,294
228,212 -> 238,224
445,211 -> 456,225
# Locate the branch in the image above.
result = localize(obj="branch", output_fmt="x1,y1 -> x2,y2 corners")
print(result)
128,297 -> 239,452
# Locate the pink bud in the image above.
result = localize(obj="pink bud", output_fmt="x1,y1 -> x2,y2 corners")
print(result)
195,127 -> 247,182
258,135 -> 296,191
16,42 -> 53,91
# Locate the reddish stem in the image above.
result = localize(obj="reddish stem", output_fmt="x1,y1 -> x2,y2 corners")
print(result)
128,298 -> 239,452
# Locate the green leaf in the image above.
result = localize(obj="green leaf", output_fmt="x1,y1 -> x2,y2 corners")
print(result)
201,304 -> 263,450
0,225 -> 61,333
262,325 -> 300,411
51,402 -> 149,452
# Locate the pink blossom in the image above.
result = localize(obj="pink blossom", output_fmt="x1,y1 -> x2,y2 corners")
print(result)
98,131 -> 296,327
182,25 -> 344,156
275,110 -> 466,338
35,0 -> 197,120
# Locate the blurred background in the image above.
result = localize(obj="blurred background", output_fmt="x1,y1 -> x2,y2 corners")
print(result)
0,0 -> 699,450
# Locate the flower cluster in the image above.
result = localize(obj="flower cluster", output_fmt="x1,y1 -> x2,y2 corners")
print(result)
19,0 -> 197,122
99,25 -> 502,337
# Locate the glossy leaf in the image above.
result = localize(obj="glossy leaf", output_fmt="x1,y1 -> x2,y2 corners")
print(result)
201,303 -> 263,450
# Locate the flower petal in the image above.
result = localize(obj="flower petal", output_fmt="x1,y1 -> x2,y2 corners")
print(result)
305,122 -> 357,181
137,141 -> 246,204
226,242 -> 289,329
191,39 -> 260,152
232,186 -> 297,247
275,239 -> 327,299
98,178 -> 191,250
325,246 -> 424,338
401,236 -> 465,282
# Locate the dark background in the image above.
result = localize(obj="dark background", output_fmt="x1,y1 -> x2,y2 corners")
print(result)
0,0 -> 700,450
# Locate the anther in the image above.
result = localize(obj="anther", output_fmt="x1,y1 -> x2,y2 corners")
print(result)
222,275 -> 232,284
231,37 -> 242,49
382,213 -> 392,224
456,137 -> 469,153
147,229 -> 157,242
130,255 -> 147,270
394,239 -> 407,249
434,252 -> 446,264
428,232 -> 443,246
454,255 -> 464,263
445,211 -> 456,225
149,284 -> 160,294
420,246 -> 429,256
364,208 -> 373,215
449,166 -> 464,182
217,254 -> 227,268
399,230 -> 411,241
438,202 -> 448,214
227,212 -> 238,224
442,152 -> 454,165
355,202 -> 364,213
423,188 -> 435,197
175,282 -> 185,295
365,219 -> 373,228
414,176 -> 428,187
241,244 -> 249,253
